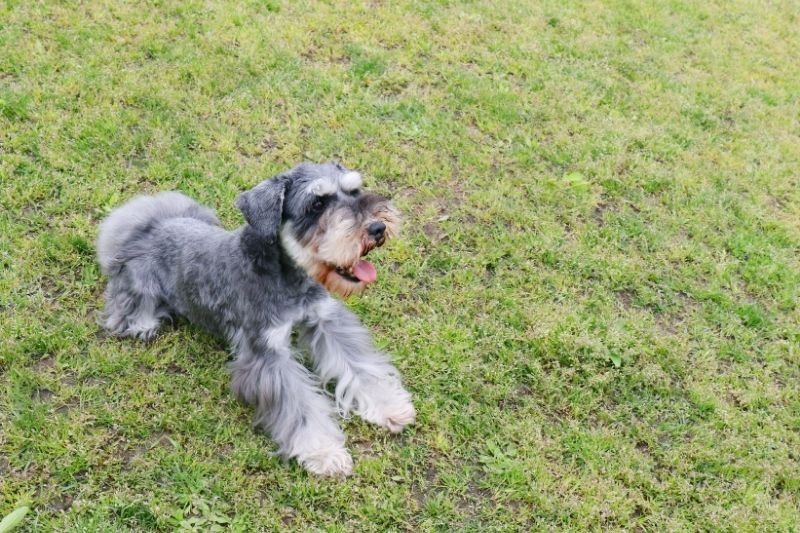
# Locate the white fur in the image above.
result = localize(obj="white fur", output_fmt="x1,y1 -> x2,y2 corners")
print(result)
307,178 -> 337,197
339,171 -> 362,192
230,329 -> 353,476
264,322 -> 292,351
303,297 -> 416,431
280,223 -> 317,271
351,376 -> 416,432
290,424 -> 353,476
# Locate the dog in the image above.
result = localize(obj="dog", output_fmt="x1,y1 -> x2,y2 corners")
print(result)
96,162 -> 415,476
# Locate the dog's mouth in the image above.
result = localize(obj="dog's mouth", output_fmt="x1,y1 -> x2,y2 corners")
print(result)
327,238 -> 384,286
334,259 -> 377,284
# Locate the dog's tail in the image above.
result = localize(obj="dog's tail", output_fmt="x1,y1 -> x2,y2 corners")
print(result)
97,191 -> 219,275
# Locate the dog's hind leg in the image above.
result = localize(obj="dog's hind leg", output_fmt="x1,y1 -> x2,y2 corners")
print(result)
229,324 -> 353,476
301,298 -> 416,434
100,262 -> 168,341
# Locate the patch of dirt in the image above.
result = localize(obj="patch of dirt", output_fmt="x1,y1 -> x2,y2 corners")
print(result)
121,432 -> 174,467
165,362 -> 188,375
654,315 -> 678,335
237,136 -> 282,159
8,464 -> 36,481
49,494 -> 74,512
32,387 -> 54,401
727,391 -> 746,409
464,471 -> 495,508
125,152 -> 148,170
615,289 -> 635,308
82,376 -> 108,386
592,200 -> 614,225
497,385 -> 532,411
351,440 -> 374,456
654,291 -> 698,336
614,159 -> 632,177
767,194 -> 787,210
418,174 -> 470,242
55,396 -> 79,415
34,356 -> 56,372
421,220 -> 450,245
300,45 -> 351,66
260,136 -> 279,152
409,462 -> 439,510
216,442 -> 235,458
60,372 -> 77,386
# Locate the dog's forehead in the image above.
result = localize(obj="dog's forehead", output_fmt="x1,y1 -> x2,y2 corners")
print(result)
295,163 -> 362,197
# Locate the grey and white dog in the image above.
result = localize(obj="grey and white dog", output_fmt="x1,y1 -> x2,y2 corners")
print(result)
97,162 -> 415,476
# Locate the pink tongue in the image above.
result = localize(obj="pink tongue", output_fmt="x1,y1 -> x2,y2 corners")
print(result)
352,260 -> 377,283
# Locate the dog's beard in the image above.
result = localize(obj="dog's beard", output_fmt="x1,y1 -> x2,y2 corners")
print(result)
280,205 -> 399,298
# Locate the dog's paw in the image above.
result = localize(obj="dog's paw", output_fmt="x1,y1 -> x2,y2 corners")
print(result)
298,446 -> 353,477
104,315 -> 161,341
355,379 -> 416,433
382,402 -> 416,433
365,400 -> 415,433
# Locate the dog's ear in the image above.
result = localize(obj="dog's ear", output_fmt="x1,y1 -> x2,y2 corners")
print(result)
235,176 -> 286,239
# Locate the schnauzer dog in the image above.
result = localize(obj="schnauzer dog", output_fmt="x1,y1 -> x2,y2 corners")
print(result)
97,162 -> 415,476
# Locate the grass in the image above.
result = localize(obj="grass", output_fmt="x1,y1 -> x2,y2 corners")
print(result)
1,0 -> 799,530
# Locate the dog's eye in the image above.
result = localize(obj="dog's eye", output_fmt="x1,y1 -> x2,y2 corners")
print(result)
311,198 -> 326,211
346,188 -> 360,196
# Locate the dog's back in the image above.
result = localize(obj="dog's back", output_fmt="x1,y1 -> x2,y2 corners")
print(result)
97,192 -> 219,276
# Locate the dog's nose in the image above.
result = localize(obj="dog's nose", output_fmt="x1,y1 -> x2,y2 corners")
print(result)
367,221 -> 386,241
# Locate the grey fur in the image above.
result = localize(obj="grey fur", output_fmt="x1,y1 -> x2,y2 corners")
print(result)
97,162 -> 415,476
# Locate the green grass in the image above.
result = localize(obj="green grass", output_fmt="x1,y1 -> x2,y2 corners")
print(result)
2,0 -> 799,530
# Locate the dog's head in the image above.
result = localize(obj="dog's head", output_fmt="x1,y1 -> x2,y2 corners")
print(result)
236,162 -> 400,297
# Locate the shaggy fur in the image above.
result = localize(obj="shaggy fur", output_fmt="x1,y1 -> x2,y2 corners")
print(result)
97,162 -> 415,476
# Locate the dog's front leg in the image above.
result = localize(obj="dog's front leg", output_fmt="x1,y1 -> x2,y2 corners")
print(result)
229,324 -> 352,476
302,298 -> 416,433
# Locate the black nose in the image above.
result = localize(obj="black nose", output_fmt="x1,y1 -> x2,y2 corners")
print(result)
367,221 -> 386,240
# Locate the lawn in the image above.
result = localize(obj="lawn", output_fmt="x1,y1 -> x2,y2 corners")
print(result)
1,0 -> 799,530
